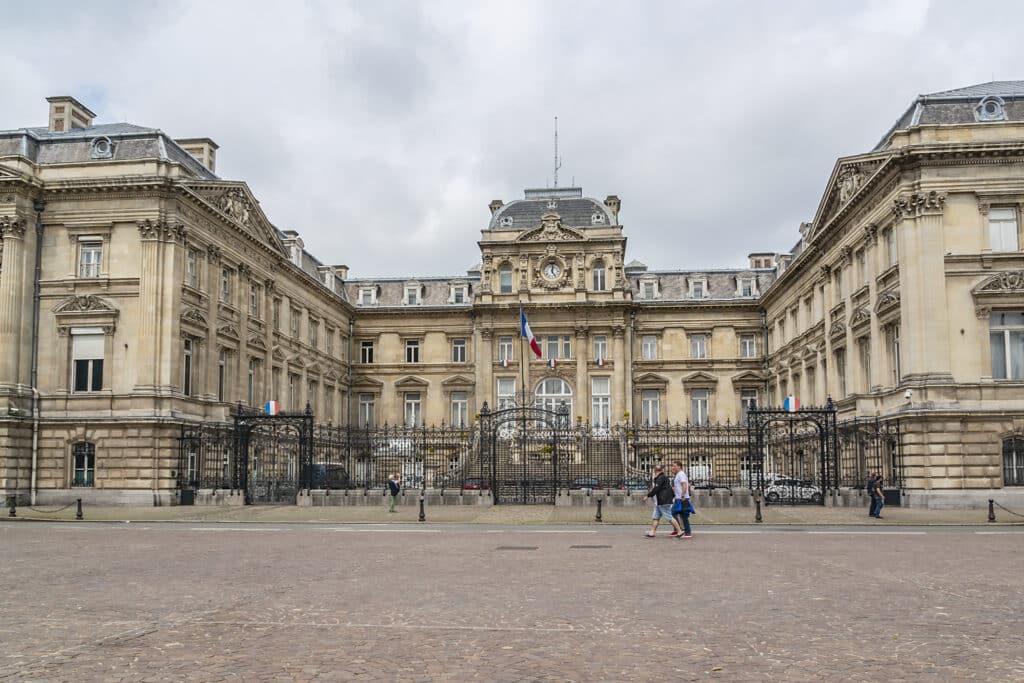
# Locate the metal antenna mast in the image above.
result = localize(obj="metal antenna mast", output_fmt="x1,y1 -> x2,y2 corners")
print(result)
553,116 -> 562,188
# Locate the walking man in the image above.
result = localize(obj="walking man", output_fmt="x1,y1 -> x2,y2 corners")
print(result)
671,460 -> 693,539
643,465 -> 682,537
871,473 -> 885,519
866,471 -> 876,517
387,473 -> 401,513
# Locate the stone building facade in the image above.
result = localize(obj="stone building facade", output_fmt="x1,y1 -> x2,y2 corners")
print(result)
3,83 -> 1024,506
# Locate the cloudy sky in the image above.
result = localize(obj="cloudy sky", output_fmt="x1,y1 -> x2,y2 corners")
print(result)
2,0 -> 1022,277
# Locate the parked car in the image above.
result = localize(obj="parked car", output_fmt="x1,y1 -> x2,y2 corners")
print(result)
618,476 -> 649,491
764,477 -> 822,503
690,478 -> 733,492
461,477 -> 490,491
570,476 -> 602,490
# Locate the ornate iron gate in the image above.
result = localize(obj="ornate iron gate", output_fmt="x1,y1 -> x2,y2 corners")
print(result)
477,400 -> 569,504
747,405 -> 838,505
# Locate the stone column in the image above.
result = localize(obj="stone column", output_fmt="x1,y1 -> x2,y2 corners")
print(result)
135,220 -> 168,393
894,191 -> 952,383
0,217 -> 28,392
237,263 -> 250,405
612,325 -> 625,421
863,224 -> 883,391
204,246 -> 222,400
819,265 -> 835,398
477,327 -> 493,411
574,325 -> 588,423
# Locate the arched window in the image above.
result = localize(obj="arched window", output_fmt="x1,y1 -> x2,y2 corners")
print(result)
1003,437 -> 1024,486
535,377 -> 572,420
592,260 -> 606,291
498,264 -> 513,294
72,442 -> 95,487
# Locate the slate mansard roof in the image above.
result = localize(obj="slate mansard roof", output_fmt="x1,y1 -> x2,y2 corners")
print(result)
488,187 -> 615,231
343,276 -> 477,309
0,122 -> 217,180
626,265 -> 777,303
875,80 -> 1024,150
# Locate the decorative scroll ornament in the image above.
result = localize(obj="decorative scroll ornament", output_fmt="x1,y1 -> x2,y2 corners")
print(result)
829,321 -> 847,339
977,271 -> 1024,292
850,307 -> 871,327
518,212 -> 587,242
875,288 -> 900,313
180,307 -> 208,326
54,295 -> 116,313
892,191 -> 946,219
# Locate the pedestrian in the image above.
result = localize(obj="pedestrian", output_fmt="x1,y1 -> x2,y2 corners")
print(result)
871,473 -> 885,519
387,473 -> 401,513
643,465 -> 682,537
866,471 -> 877,518
670,460 -> 694,539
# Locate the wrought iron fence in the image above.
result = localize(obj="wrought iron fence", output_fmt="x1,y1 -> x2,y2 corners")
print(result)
624,422 -> 750,491
836,417 -> 903,490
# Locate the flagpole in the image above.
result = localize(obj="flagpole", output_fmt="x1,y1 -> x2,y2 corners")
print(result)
519,306 -> 528,405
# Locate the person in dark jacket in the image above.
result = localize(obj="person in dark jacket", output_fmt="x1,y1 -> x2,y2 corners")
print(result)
387,473 -> 401,513
643,465 -> 682,537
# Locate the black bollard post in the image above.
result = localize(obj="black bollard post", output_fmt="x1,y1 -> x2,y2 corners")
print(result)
988,499 -> 996,523
7,495 -> 15,518
595,497 -> 603,523
755,496 -> 763,524
76,498 -> 83,521
418,495 -> 425,522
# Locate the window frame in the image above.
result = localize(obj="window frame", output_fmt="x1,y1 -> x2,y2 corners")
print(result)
690,333 -> 707,359
71,442 -> 96,487
405,339 -> 420,364
360,340 -> 375,364
78,241 -> 103,279
451,338 -> 467,363
641,335 -> 657,360
592,261 -> 607,291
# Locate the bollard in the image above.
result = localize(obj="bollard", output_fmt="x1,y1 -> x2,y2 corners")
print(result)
595,497 -> 603,523
418,495 -> 425,522
76,498 -> 83,521
754,497 -> 763,524
988,498 -> 996,523
7,495 -> 15,518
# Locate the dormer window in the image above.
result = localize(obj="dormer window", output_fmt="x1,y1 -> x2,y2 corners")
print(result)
450,283 -> 469,304
290,244 -> 303,268
688,277 -> 708,299
499,216 -> 514,227
736,275 -> 758,298
359,286 -> 377,306
975,96 -> 1007,122
638,277 -> 659,300
591,212 -> 606,225
404,284 -> 422,305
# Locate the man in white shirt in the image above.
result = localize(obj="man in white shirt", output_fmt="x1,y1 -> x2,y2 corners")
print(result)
671,460 -> 693,539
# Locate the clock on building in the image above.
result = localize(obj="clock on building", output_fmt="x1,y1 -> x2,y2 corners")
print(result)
542,262 -> 562,280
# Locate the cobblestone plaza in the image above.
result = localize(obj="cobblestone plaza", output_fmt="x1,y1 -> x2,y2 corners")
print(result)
2,521 -> 1022,681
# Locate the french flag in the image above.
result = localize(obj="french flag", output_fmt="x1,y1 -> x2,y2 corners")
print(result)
783,395 -> 800,412
500,358 -> 510,367
520,308 -> 542,358
264,400 -> 280,415
596,358 -> 605,366
547,358 -> 557,368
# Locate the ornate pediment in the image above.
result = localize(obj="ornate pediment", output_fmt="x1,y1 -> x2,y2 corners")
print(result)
975,271 -> 1024,293
217,323 -> 239,339
180,307 -> 208,326
54,295 -> 117,313
850,306 -> 872,327
813,159 -> 885,232
395,375 -> 430,388
876,288 -> 900,313
271,345 -> 286,362
441,374 -> 475,388
351,375 -> 385,389
829,321 -> 847,339
634,372 -> 670,387
682,371 -> 718,387
180,181 -> 287,257
731,370 -> 766,385
247,334 -> 266,349
516,212 -> 587,243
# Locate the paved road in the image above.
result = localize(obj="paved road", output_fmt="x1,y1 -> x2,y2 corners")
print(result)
1,523 -> 1022,682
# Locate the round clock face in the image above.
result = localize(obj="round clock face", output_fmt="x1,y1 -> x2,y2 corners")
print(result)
542,262 -> 562,279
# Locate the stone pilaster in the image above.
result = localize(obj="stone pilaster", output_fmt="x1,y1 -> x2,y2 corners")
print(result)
574,325 -> 588,422
612,325 -> 625,421
0,217 -> 28,392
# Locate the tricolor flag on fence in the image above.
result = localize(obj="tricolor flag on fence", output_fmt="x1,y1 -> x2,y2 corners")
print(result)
265,400 -> 280,415
547,358 -> 557,368
783,395 -> 801,412
596,357 -> 605,366
520,307 -> 543,357
500,358 -> 510,367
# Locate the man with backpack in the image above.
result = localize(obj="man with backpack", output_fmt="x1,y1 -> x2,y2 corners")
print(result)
387,473 -> 401,513
671,460 -> 694,539
643,465 -> 682,538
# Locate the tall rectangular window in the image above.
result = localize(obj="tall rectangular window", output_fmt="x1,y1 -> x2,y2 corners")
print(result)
78,241 -> 102,278
450,391 -> 468,427
497,378 -> 516,409
690,389 -> 709,425
592,262 -> 606,291
247,358 -> 255,406
360,340 -> 374,364
308,381 -> 318,415
591,377 -> 610,428
183,339 -> 193,397
543,335 -> 572,359
72,442 -> 95,487
404,285 -> 420,305
498,336 -> 514,362
217,350 -> 227,402
990,312 -> 1024,379
835,348 -> 847,398
325,327 -> 334,357
690,334 -> 707,359
740,389 -> 758,425
249,283 -> 261,318
499,266 -> 513,293
452,285 -> 467,303
325,387 -> 335,423
272,299 -> 281,331
290,308 -> 301,337
272,367 -> 281,403
288,374 -> 297,410
72,331 -> 104,392
990,207 -> 1019,252
641,335 -> 657,360
593,335 -> 607,361
358,393 -> 375,427
641,281 -> 656,299
641,390 -> 660,426
186,249 -> 198,288
858,338 -> 871,393
888,325 -> 901,385
856,249 -> 867,286
451,338 -> 467,363
309,320 -> 319,349
405,339 -> 420,363
221,268 -> 232,303
885,228 -> 897,268
740,334 -> 756,358
404,392 -> 422,427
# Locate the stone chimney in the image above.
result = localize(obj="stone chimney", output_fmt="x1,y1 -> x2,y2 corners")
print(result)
46,96 -> 95,132
175,137 -> 219,173
333,265 -> 349,280
604,195 -> 621,222
488,199 -> 504,215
